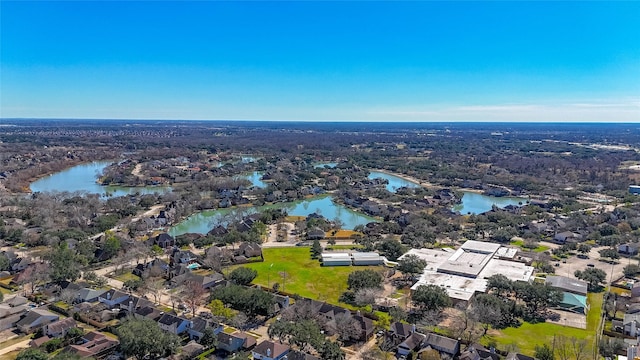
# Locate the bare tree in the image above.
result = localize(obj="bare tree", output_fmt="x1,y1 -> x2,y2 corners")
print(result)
570,336 -> 590,360
332,312 -> 361,343
181,280 -> 207,317
554,335 -> 572,360
354,287 -> 381,307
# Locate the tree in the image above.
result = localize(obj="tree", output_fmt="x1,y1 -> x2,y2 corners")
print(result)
208,299 -> 235,321
332,312 -> 361,342
397,254 -> 427,280
376,239 -> 407,261
534,344 -> 555,360
599,247 -> 620,262
311,239 -> 322,259
200,327 -> 217,348
320,340 -> 345,360
46,243 -> 83,284
574,267 -> 607,291
411,284 -> 451,311
0,254 -> 10,271
577,244 -> 591,255
103,232 -> 122,259
117,317 -> 180,360
16,349 -> 48,360
624,263 -> 640,277
354,287 -> 381,307
486,274 -> 513,297
347,270 -> 383,291
419,349 -> 442,360
181,280 -> 207,317
229,267 -> 258,285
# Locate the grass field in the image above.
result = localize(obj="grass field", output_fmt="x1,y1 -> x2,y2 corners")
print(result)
510,240 -> 549,253
231,247 -> 383,305
487,292 -> 603,355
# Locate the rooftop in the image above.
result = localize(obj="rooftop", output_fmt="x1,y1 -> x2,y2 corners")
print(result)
545,276 -> 588,295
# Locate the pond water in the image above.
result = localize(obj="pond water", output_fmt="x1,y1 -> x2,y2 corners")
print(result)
169,196 -> 377,236
452,192 -> 526,215
238,171 -> 267,188
29,161 -> 170,197
368,171 -> 421,193
314,162 -> 337,168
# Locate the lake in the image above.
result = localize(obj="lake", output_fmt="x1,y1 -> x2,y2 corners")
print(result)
29,161 -> 171,197
368,171 -> 421,193
314,162 -> 337,168
237,171 -> 267,188
452,192 -> 526,215
169,195 -> 377,236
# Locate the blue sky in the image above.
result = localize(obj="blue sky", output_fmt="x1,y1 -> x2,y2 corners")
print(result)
1,1 -> 639,122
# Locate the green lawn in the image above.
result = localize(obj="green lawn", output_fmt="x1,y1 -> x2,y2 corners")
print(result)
488,292 -> 603,356
112,272 -> 140,283
510,240 -> 549,253
230,247 -> 383,305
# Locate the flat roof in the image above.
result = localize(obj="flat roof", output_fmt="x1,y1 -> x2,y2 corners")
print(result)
399,248 -> 450,272
460,240 -> 501,254
545,276 -> 588,295
352,252 -> 383,259
438,248 -> 493,277
495,247 -> 518,259
480,259 -> 534,282
321,253 -> 351,260
412,270 -> 488,301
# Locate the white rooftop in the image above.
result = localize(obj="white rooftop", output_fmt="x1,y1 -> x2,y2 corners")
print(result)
321,253 -> 351,260
495,247 -> 518,259
479,259 -> 534,282
411,270 -> 488,301
460,240 -> 501,254
407,240 -> 535,302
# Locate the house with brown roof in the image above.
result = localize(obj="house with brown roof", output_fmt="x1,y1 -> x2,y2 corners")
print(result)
45,317 -> 77,338
252,340 -> 290,360
67,331 -> 119,358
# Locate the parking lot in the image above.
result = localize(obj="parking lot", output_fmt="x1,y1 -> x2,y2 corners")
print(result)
550,244 -> 628,284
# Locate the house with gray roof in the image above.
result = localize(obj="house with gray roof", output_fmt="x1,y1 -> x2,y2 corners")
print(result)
252,340 -> 290,360
45,317 -> 77,338
16,308 -> 59,333
157,313 -> 190,335
545,276 -> 588,314
75,288 -> 107,303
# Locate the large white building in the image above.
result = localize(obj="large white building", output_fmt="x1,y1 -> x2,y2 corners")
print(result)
403,240 -> 534,302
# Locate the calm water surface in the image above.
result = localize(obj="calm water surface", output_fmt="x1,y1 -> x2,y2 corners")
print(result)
368,171 -> 421,193
169,196 -> 377,236
30,161 -> 170,197
452,192 -> 526,215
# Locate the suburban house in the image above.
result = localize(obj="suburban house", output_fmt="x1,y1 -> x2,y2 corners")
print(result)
170,271 -> 224,290
459,344 -> 500,360
252,340 -> 290,360
553,231 -> 581,244
16,308 -> 59,333
388,322 -> 415,343
545,276 -> 589,314
217,331 -> 255,353
180,341 -> 205,360
75,288 -> 107,303
0,303 -> 28,331
423,333 -> 460,358
619,243 -> 639,256
98,289 -> 130,307
154,233 -> 175,248
187,317 -> 223,341
157,313 -> 190,335
67,331 -> 119,358
505,353 -> 535,360
397,332 -> 426,356
45,317 -> 77,338
353,314 -> 375,341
